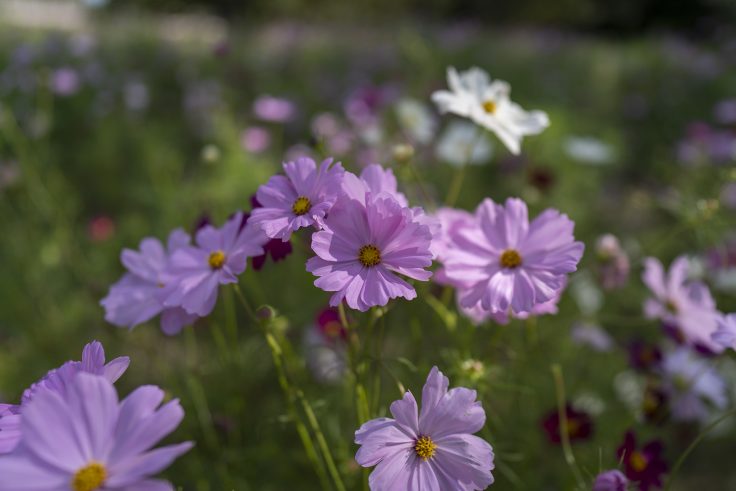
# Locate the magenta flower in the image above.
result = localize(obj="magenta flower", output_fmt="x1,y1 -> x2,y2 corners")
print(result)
642,256 -> 722,352
712,313 -> 736,351
355,366 -> 494,490
660,348 -> 727,422
616,431 -> 667,491
441,197 -> 584,316
540,404 -> 593,444
0,373 -> 192,491
101,229 -> 199,335
307,194 -> 433,311
163,212 -> 265,317
593,470 -> 628,491
250,157 -> 345,241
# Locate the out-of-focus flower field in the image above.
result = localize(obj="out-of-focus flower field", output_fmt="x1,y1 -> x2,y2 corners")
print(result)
1,6 -> 736,491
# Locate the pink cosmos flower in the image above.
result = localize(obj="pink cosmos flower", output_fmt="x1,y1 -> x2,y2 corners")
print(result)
593,470 -> 628,491
162,212 -> 265,317
0,373 -> 192,491
101,229 -> 199,336
354,366 -> 494,490
642,256 -> 722,353
0,405 -> 20,454
713,313 -> 736,351
253,95 -> 296,122
1,341 -> 129,455
250,157 -> 345,241
307,194 -> 433,311
440,197 -> 584,316
341,164 -> 409,207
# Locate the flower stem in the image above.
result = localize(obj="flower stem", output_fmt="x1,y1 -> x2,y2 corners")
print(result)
233,285 -> 342,491
445,127 -> 483,207
663,408 -> 736,491
551,364 -> 586,490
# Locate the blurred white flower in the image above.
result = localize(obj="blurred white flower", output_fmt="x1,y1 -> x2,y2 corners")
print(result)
564,136 -> 615,165
571,323 -> 614,352
431,66 -> 549,155
436,121 -> 493,166
396,98 -> 436,144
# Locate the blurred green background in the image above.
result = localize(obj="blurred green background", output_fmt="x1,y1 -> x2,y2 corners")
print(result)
1,1 -> 736,490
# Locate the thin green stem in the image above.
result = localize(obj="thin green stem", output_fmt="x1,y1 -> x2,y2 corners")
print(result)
551,364 -> 586,490
445,128 -> 483,207
663,408 -> 736,491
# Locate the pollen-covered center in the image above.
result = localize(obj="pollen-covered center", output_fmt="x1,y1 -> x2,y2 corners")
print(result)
665,298 -> 679,314
72,462 -> 107,491
208,250 -> 226,269
482,100 -> 497,114
358,244 -> 382,267
414,435 -> 437,461
292,196 -> 312,216
500,249 -> 522,269
629,451 -> 648,472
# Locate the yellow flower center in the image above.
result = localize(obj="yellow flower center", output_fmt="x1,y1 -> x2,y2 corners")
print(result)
665,299 -> 679,314
292,196 -> 312,216
482,100 -> 497,114
566,418 -> 581,437
414,435 -> 437,461
629,451 -> 648,472
500,249 -> 522,269
358,245 -> 381,267
208,250 -> 226,269
72,462 -> 107,491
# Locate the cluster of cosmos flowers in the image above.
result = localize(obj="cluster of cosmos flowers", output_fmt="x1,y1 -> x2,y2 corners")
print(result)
2,65 -> 735,491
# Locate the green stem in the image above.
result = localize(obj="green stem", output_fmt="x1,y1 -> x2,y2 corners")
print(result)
551,364 -> 586,490
445,128 -> 483,207
233,284 -> 340,491
663,409 -> 736,491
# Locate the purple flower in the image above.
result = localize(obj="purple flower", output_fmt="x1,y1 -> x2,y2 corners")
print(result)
50,67 -> 80,96
712,313 -> 736,351
0,373 -> 192,490
628,340 -> 662,372
593,470 -> 628,491
241,126 -> 271,154
354,366 -> 494,490
253,95 -> 296,123
659,348 -> 727,422
441,197 -> 584,316
617,431 -> 667,491
22,341 -> 130,406
307,194 -> 433,311
642,256 -> 722,353
0,341 -> 129,455
162,212 -> 265,317
341,164 -> 409,207
250,157 -> 345,241
102,229 -> 200,336
0,405 -> 20,454
248,196 -> 293,271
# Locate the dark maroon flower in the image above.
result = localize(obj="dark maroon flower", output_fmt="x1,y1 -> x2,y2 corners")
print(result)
628,341 -> 662,372
642,384 -> 669,425
617,431 -> 668,491
541,404 -> 593,444
315,307 -> 347,343
527,166 -> 555,193
88,215 -> 115,242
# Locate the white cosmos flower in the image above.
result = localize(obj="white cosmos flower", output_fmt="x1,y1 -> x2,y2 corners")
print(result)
431,66 -> 549,155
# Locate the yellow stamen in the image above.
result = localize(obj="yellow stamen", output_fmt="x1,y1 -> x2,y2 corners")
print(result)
358,245 -> 381,267
482,100 -> 497,114
208,250 -> 226,269
665,299 -> 679,314
566,418 -> 581,437
500,249 -> 522,269
72,462 -> 107,491
414,435 -> 437,461
629,451 -> 648,472
292,196 -> 312,216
